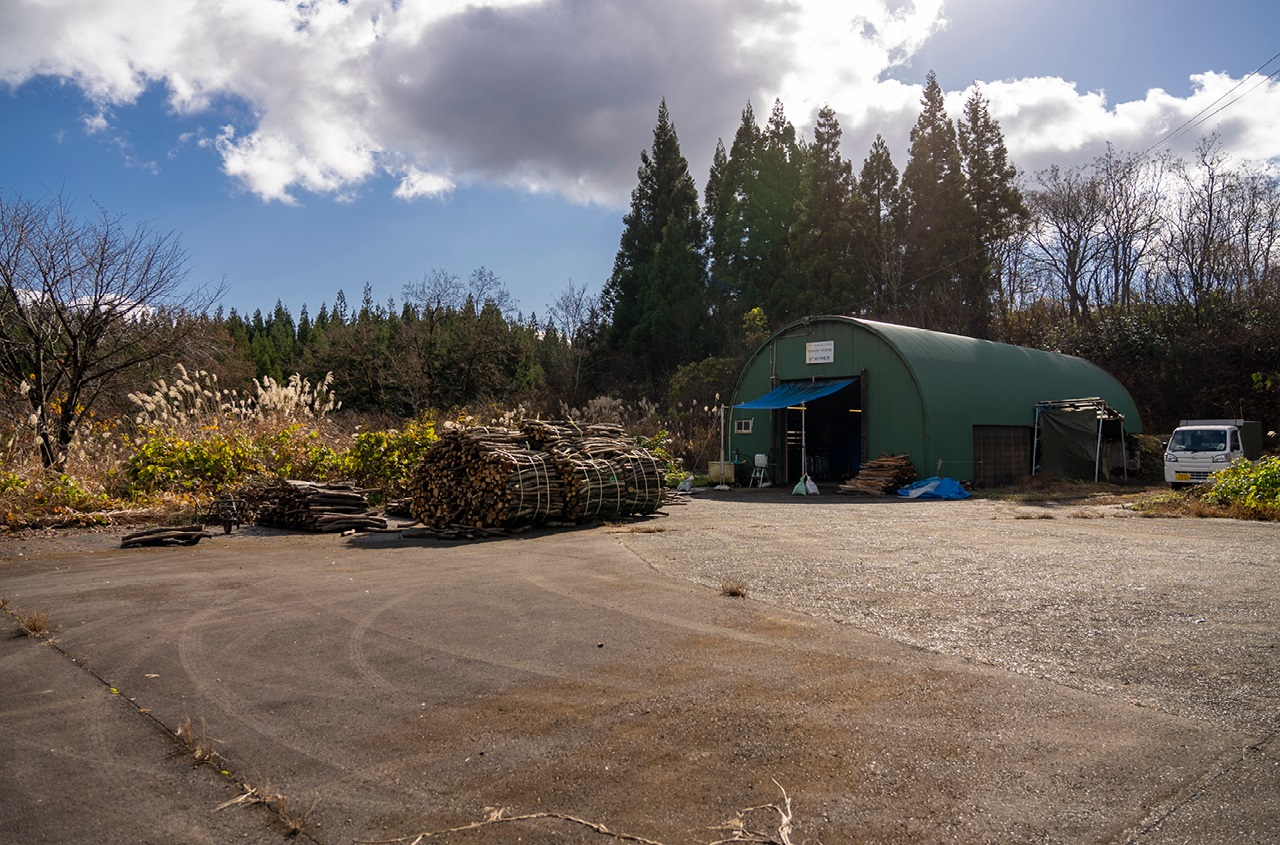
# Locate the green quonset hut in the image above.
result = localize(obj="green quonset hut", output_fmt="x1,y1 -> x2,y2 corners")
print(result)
728,316 -> 1142,486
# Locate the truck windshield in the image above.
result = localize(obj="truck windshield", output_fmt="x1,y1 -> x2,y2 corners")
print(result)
1168,430 -> 1226,452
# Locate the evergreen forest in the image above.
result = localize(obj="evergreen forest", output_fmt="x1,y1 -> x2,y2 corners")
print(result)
209,76 -> 1280,437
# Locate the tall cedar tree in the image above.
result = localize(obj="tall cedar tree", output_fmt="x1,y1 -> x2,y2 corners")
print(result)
957,87 -> 1028,337
898,71 -> 975,333
743,100 -> 804,322
857,134 -> 904,317
633,211 -> 710,382
702,138 -> 738,351
788,105 -> 860,316
603,100 -> 707,388
704,103 -> 761,343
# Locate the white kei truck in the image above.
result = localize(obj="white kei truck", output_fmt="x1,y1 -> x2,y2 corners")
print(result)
1163,419 -> 1262,489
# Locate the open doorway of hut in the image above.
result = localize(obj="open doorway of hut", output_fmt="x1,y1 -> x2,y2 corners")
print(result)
775,380 -> 862,484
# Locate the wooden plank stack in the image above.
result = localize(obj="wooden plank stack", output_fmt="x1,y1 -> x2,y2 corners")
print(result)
408,422 -> 665,530
837,454 -> 917,495
255,480 -> 388,532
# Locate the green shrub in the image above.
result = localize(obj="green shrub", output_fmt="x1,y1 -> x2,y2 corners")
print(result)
1203,456 -> 1280,514
634,429 -> 685,486
259,424 -> 343,481
340,418 -> 437,498
123,429 -> 261,494
122,423 -> 350,495
38,474 -> 109,512
0,471 -> 27,494
2,473 -> 111,524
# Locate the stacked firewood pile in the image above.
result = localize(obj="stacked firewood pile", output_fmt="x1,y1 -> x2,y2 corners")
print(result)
255,480 -> 388,532
837,454 -> 917,495
408,422 -> 665,530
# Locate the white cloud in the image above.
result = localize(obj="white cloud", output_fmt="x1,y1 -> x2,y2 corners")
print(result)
392,166 -> 455,201
1,0 -> 1276,207
82,110 -> 110,135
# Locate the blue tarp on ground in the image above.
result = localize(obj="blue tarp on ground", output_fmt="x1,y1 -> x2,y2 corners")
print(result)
897,476 -> 971,500
734,378 -> 855,409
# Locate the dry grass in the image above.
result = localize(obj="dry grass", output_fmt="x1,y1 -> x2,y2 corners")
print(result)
607,524 -> 667,534
176,715 -> 224,766
279,795 -> 319,836
217,782 -> 317,838
979,475 -> 1164,505
15,608 -> 54,638
720,579 -> 749,598
357,782 -> 797,845
1125,488 -> 1280,521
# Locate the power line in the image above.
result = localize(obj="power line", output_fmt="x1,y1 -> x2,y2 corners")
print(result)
1165,66 -> 1280,148
1140,49 -> 1280,159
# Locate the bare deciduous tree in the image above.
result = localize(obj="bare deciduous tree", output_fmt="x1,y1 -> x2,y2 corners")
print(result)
547,279 -> 602,404
1096,145 -> 1165,309
0,192 -> 220,467
1026,164 -> 1106,322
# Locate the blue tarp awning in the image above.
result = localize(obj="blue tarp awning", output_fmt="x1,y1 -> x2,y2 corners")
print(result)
734,378 -> 855,410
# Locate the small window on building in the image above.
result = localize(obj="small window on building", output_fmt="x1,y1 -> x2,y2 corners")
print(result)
734,419 -> 753,435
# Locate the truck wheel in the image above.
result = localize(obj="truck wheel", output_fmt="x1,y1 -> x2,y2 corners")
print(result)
1170,482 -> 1189,491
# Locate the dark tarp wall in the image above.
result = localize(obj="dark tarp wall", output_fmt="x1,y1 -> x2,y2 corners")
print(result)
1037,409 -> 1126,480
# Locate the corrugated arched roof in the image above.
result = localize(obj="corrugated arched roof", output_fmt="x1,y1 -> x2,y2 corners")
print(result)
853,318 -> 1143,432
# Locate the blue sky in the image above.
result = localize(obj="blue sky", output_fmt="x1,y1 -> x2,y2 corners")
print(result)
2,0 -> 1279,319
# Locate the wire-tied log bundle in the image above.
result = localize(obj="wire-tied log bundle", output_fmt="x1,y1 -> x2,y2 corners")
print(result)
409,422 -> 665,529
521,421 -> 665,518
574,436 -> 665,517
523,421 -> 624,522
255,480 -> 388,532
409,427 -> 563,529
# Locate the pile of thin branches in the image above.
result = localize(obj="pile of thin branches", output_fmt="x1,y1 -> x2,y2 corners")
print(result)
522,421 -> 665,517
121,525 -> 213,548
837,454 -> 917,495
575,435 -> 666,517
254,480 -> 388,532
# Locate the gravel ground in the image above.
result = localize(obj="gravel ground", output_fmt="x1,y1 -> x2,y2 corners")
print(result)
621,490 -> 1280,738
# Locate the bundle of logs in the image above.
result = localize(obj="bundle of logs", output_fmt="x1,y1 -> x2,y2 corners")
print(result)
408,422 -> 665,530
837,454 -> 918,495
254,480 -> 388,533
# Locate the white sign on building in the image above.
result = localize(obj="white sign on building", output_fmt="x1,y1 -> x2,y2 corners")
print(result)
806,340 -> 835,364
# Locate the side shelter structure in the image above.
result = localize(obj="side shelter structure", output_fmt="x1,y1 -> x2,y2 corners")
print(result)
728,316 -> 1143,486
1033,398 -> 1129,482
